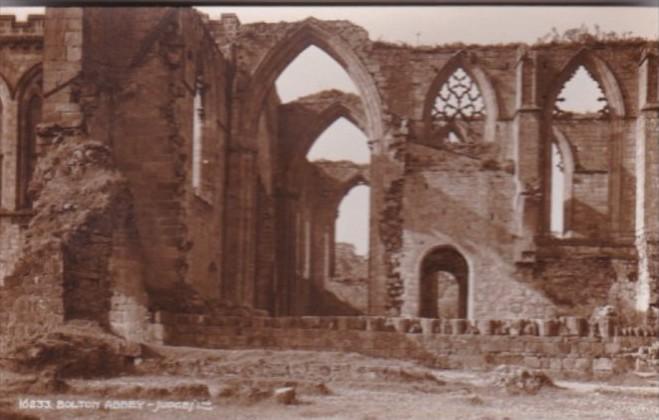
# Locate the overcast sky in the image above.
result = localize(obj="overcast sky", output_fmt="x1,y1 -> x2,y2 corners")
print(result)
4,6 -> 657,45
2,6 -> 656,256
200,6 -> 658,44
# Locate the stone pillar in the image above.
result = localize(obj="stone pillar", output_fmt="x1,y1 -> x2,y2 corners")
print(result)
512,48 -> 543,263
329,209 -> 337,278
273,188 -> 298,316
222,145 -> 257,306
635,48 -> 659,311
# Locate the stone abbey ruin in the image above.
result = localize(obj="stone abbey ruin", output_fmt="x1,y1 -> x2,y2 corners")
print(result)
0,7 -> 658,380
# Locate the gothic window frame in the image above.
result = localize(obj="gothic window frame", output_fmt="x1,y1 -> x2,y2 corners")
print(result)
430,67 -> 486,124
552,65 -> 610,119
423,56 -> 499,144
544,50 -> 626,240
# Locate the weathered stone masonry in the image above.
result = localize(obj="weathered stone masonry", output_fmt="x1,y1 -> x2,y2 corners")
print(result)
0,8 -> 657,361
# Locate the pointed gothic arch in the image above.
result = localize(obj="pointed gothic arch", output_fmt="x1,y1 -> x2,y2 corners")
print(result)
548,128 -> 576,237
299,103 -> 368,161
423,53 -> 500,143
543,49 -> 625,238
546,48 -> 625,118
244,20 -> 384,149
285,97 -> 370,184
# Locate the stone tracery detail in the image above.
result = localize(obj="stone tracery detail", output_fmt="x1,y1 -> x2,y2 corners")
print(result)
431,68 -> 485,123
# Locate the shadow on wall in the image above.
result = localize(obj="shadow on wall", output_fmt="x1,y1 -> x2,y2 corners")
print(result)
524,257 -> 635,319
567,192 -> 610,239
310,282 -> 364,316
403,148 -> 515,256
524,192 -> 638,319
403,146 -> 636,319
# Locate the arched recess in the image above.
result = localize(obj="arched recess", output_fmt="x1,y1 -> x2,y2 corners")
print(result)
422,52 -> 500,143
418,246 -> 469,319
243,20 -> 384,149
331,179 -> 370,278
544,49 -> 626,118
16,66 -> 42,210
549,128 -> 576,237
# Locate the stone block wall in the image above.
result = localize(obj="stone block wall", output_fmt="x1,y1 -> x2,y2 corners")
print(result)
80,8 -> 232,304
151,312 -> 657,378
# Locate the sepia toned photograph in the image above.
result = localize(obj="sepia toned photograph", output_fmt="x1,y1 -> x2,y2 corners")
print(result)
0,1 -> 657,419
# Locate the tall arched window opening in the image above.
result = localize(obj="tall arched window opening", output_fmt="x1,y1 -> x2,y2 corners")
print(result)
554,65 -> 609,117
428,67 -> 485,144
334,184 -> 370,275
550,142 -> 566,236
243,25 -> 382,315
17,94 -> 41,209
326,183 -> 370,314
191,77 -> 205,191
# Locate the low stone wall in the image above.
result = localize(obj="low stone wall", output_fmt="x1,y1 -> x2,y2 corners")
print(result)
147,313 -> 657,378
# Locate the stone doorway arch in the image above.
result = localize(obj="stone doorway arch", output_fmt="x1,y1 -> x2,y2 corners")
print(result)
419,246 -> 468,319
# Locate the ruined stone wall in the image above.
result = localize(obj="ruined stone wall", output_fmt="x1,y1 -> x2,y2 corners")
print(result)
221,13 -> 657,319
329,242 -> 369,313
80,8 -> 232,307
0,7 -> 238,351
0,8 -> 154,351
357,42 -> 650,319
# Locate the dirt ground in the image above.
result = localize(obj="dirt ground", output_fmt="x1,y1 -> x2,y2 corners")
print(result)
1,346 -> 657,420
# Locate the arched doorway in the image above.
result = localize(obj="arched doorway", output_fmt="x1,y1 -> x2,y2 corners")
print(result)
419,246 -> 468,319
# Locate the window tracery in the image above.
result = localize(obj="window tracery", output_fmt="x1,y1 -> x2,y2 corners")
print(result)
431,68 -> 485,123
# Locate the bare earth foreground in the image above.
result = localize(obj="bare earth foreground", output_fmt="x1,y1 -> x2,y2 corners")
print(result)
1,345 -> 657,420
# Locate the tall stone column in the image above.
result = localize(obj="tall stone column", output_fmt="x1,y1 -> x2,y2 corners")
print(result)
635,48 -> 659,311
222,145 -> 257,306
273,188 -> 298,316
512,48 -> 543,263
